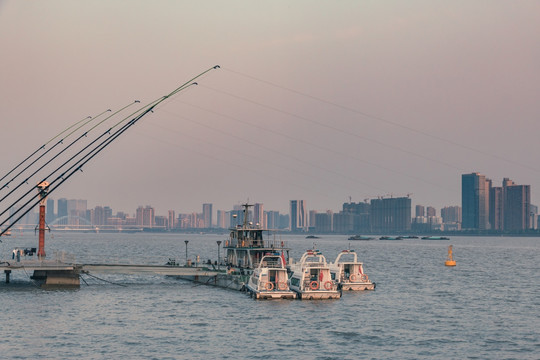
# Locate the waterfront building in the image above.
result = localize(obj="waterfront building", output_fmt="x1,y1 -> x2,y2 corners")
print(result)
428,216 -> 443,230
265,210 -> 280,229
370,197 -> 411,232
253,203 -> 264,228
290,200 -> 307,232
229,207 -> 246,228
136,206 -> 155,227
202,203 -> 212,228
426,206 -> 436,217
462,173 -> 490,230
489,185 -> 504,231
46,198 -> 55,224
333,212 -> 354,233
315,211 -> 333,233
57,198 -> 68,225
441,206 -> 462,224
503,179 -> 530,231
67,199 -> 87,226
168,210 -> 176,230
341,202 -> 370,233
412,216 -> 430,232
93,206 -> 105,226
279,214 -> 289,229
309,210 -> 317,230
104,206 -> 112,225
214,210 -> 225,229
415,205 -> 425,217
154,215 -> 168,228
529,204 -> 538,230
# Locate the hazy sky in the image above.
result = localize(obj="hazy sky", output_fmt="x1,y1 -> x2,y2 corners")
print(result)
1,1 -> 539,216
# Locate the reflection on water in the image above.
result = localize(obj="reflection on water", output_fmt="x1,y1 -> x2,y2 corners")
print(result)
0,233 -> 538,359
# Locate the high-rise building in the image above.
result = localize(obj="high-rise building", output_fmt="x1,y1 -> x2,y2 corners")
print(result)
308,210 -> 317,230
57,198 -> 68,225
229,207 -> 246,228
46,198 -> 55,224
415,205 -> 425,217
67,199 -> 87,226
503,179 -> 530,231
370,197 -> 411,232
253,203 -> 264,228
315,211 -> 333,233
202,203 -> 212,228
94,206 -> 105,226
104,206 -> 112,225
265,211 -> 280,229
529,204 -> 538,230
333,212 -> 355,233
441,206 -> 462,224
462,173 -> 490,230
290,200 -> 307,232
154,216 -> 168,228
168,210 -> 176,230
136,206 -> 155,227
489,185 -> 504,230
216,210 -> 226,229
426,206 -> 436,217
342,202 -> 370,233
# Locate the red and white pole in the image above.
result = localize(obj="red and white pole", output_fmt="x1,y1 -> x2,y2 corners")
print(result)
37,203 -> 46,258
37,181 -> 49,259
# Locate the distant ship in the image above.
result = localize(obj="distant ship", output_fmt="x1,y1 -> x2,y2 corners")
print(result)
348,235 -> 374,240
421,236 -> 450,240
379,236 -> 403,240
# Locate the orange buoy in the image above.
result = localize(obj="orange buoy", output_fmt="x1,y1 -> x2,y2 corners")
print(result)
445,245 -> 456,266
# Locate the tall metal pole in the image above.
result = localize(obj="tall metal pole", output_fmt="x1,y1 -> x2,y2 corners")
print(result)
184,240 -> 189,266
216,240 -> 222,270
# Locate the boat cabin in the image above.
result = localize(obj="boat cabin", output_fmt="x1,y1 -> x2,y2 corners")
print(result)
223,204 -> 289,270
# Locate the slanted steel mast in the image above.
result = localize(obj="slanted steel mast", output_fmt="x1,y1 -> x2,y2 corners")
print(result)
0,65 -> 220,241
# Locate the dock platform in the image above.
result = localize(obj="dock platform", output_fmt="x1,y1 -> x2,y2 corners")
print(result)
1,259 -> 221,287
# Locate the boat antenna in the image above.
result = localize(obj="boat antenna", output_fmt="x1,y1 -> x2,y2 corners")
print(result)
241,203 -> 253,228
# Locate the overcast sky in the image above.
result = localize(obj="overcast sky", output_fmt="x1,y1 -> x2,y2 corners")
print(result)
1,1 -> 539,216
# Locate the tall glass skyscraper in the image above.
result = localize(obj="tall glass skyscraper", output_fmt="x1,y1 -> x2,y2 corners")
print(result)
462,173 -> 490,230
202,203 -> 212,228
289,200 -> 306,232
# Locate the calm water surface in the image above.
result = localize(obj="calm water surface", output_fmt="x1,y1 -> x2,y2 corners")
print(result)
0,233 -> 538,359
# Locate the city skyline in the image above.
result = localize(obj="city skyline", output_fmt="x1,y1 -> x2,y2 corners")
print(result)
1,2 -> 539,220
29,170 -> 533,222
17,169 -> 533,233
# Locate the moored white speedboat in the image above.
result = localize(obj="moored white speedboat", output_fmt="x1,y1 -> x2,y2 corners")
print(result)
330,250 -> 375,291
288,250 -> 341,300
246,254 -> 296,299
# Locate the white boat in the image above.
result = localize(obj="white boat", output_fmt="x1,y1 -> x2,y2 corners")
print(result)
289,250 -> 341,300
246,254 -> 296,299
330,250 -> 375,291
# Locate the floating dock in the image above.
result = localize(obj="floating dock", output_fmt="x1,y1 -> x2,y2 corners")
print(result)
0,260 -> 220,288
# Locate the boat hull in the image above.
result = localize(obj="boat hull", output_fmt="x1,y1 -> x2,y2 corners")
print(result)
246,286 -> 297,300
294,290 -> 342,300
340,282 -> 376,291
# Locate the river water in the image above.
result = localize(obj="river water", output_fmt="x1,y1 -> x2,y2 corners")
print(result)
0,232 -> 538,359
